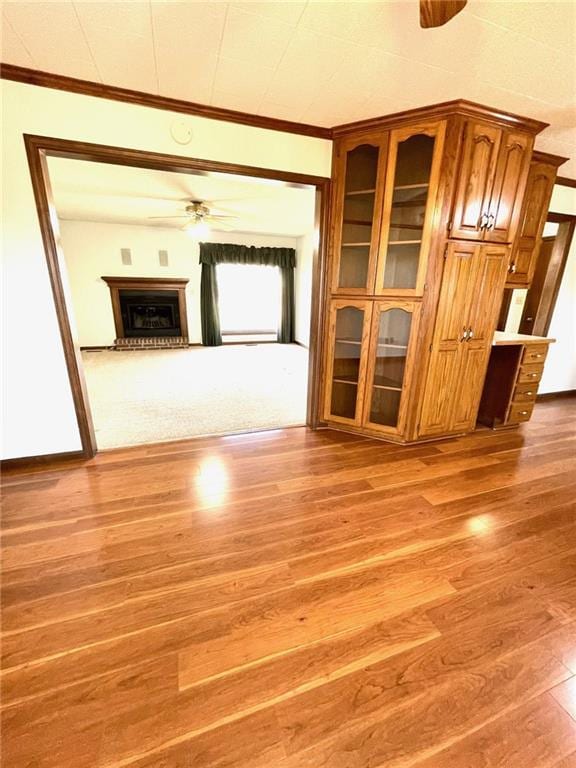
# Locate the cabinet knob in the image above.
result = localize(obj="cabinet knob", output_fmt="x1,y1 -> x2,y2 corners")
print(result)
520,411 -> 528,415
535,353 -> 543,358
486,213 -> 495,230
508,263 -> 517,274
466,326 -> 474,341
479,212 -> 488,230
526,391 -> 533,395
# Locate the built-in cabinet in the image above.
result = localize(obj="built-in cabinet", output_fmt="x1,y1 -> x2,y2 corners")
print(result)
506,150 -> 567,287
322,100 -> 548,444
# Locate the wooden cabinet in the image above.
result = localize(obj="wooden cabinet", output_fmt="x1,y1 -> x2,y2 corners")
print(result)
323,100 -> 547,444
323,299 -> 420,437
376,121 -> 446,296
450,122 -> 532,244
506,151 -> 567,287
331,133 -> 387,295
418,243 -> 509,436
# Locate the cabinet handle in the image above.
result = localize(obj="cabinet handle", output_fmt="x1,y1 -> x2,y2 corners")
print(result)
467,326 -> 474,341
486,213 -> 495,230
479,212 -> 488,230
508,262 -> 517,274
460,327 -> 468,342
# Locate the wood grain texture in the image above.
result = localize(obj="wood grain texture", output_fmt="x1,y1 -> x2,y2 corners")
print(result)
1,398 -> 575,767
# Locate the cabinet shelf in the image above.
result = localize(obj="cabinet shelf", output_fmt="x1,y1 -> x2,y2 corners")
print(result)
341,242 -> 371,247
345,188 -> 376,196
372,383 -> 403,392
377,343 -> 408,349
332,377 -> 358,385
335,338 -> 362,345
342,219 -> 373,225
394,183 -> 429,190
388,240 -> 422,246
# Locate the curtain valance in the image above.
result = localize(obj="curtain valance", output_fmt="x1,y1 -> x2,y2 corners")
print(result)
199,243 -> 296,269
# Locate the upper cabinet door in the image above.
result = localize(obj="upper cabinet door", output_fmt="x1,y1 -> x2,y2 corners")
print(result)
376,121 -> 446,296
450,121 -> 502,241
331,134 -> 388,295
485,130 -> 532,243
507,158 -> 557,285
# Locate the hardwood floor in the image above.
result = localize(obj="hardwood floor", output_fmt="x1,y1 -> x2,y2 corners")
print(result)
2,398 -> 576,767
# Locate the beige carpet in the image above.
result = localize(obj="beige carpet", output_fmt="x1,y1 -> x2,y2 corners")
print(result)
82,343 -> 309,449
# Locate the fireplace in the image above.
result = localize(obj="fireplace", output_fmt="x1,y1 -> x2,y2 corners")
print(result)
102,276 -> 189,348
120,290 -> 181,337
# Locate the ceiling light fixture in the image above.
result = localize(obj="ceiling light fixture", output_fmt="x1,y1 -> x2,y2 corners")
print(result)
184,219 -> 210,239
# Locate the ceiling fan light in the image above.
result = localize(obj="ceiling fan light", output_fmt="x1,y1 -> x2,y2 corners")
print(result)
184,220 -> 210,239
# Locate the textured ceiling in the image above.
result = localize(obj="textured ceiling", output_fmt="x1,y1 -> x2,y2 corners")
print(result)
47,156 -> 317,235
2,1 -> 575,175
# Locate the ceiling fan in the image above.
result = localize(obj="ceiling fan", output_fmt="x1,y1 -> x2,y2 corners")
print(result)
420,0 -> 467,28
148,200 -> 238,237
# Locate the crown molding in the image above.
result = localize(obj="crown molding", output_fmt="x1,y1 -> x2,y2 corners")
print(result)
332,98 -> 549,137
532,150 -> 569,168
0,63 -> 332,140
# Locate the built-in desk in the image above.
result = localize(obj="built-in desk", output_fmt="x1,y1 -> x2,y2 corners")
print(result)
478,332 -> 555,429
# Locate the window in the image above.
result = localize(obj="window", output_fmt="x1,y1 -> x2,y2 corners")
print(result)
217,264 -> 281,336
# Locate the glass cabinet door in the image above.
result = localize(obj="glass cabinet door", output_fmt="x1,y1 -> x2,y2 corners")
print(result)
376,122 -> 446,295
363,302 -> 421,434
332,134 -> 387,294
324,301 -> 371,425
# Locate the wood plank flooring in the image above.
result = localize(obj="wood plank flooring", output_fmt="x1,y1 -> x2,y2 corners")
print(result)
2,398 -> 576,767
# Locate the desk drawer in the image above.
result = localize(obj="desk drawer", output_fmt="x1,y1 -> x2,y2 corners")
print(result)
517,363 -> 544,384
522,345 -> 548,365
508,402 -> 535,423
513,382 -> 539,402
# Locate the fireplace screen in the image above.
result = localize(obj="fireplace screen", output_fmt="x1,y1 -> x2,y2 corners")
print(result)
119,289 -> 181,337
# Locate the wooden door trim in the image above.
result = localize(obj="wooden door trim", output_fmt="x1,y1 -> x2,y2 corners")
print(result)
375,119 -> 447,297
24,134 -> 330,458
525,214 -> 576,336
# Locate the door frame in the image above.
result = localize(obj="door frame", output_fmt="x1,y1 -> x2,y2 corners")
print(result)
519,211 -> 576,336
24,133 -> 331,458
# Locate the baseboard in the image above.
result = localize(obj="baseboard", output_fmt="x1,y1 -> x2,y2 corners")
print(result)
1,450 -> 86,472
536,389 -> 576,401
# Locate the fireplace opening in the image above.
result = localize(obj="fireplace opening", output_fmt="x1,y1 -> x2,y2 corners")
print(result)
119,290 -> 181,337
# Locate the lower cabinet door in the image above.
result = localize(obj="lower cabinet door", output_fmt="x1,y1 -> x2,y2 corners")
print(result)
450,340 -> 491,432
323,299 -> 372,426
362,301 -> 421,436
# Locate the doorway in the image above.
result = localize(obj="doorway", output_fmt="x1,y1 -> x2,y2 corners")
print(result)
25,135 -> 329,456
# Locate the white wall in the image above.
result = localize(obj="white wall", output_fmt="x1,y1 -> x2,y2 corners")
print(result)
59,221 -> 299,347
1,79 -> 331,459
294,230 -> 317,347
539,185 -> 576,394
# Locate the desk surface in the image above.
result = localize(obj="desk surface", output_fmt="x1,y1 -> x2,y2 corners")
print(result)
493,331 -> 555,346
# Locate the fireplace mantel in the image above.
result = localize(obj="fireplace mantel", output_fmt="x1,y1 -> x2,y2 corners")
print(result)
102,276 -> 189,340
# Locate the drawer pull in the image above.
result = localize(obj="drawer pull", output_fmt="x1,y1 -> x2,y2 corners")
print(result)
529,373 -> 538,377
535,354 -> 543,358
520,411 -> 528,415
525,391 -> 533,396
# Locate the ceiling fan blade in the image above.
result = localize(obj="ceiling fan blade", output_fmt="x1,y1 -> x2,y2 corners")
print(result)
206,214 -> 239,220
147,215 -> 189,220
420,0 -> 467,28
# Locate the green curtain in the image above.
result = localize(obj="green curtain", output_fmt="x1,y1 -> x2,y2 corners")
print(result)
278,266 -> 295,343
199,243 -> 296,345
200,262 -> 222,346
